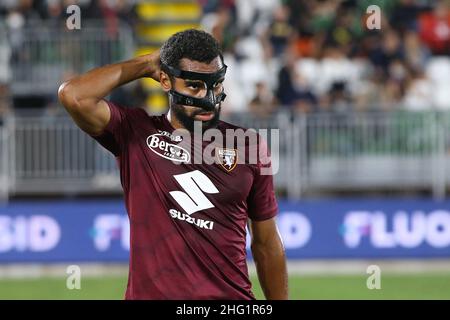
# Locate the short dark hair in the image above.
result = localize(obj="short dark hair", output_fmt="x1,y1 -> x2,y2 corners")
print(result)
160,29 -> 222,69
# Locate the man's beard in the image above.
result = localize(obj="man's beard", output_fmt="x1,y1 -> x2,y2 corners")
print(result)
171,104 -> 221,132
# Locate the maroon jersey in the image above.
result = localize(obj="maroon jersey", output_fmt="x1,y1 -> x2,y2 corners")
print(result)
91,101 -> 278,300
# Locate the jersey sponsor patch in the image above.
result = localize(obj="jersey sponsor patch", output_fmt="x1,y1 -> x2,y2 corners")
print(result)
146,133 -> 190,163
168,170 -> 218,230
169,208 -> 214,230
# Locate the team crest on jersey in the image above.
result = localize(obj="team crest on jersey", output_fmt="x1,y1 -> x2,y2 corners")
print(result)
216,148 -> 237,172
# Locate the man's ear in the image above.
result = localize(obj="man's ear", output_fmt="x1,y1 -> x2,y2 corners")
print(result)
160,71 -> 172,92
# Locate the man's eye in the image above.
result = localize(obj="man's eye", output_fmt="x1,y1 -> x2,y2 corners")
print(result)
188,84 -> 200,89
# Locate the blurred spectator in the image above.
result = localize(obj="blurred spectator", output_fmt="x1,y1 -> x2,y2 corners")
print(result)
419,0 -> 450,55
425,56 -> 450,109
322,3 -> 361,56
0,0 -> 449,115
404,30 -> 431,71
199,0 -> 236,16
0,83 -> 11,127
201,1 -> 238,53
291,74 -> 318,114
276,53 -> 317,112
276,53 -> 299,107
403,69 -> 434,111
264,5 -> 294,57
249,82 -> 277,118
380,77 -> 404,110
0,21 -> 11,126
390,0 -> 423,32
321,81 -> 353,113
369,30 -> 404,77
39,0 -> 65,24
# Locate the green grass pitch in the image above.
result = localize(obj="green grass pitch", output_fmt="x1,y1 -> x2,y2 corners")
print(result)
0,273 -> 449,299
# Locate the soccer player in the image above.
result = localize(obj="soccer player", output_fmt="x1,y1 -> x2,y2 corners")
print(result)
58,29 -> 288,300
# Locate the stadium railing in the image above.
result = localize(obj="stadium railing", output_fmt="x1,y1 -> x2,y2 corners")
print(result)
302,111 -> 448,199
4,110 -> 299,199
11,114 -> 120,196
1,110 -> 450,201
0,123 -> 9,201
8,21 -> 135,96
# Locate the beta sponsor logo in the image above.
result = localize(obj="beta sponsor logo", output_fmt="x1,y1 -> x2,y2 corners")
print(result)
340,210 -> 450,249
169,209 -> 214,230
157,130 -> 183,142
147,133 -> 190,163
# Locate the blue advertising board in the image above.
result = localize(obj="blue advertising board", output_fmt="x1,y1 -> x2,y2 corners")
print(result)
0,199 -> 449,262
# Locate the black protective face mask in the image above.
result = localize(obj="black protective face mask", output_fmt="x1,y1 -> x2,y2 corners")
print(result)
161,63 -> 227,112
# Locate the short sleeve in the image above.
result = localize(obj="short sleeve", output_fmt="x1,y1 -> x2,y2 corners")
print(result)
247,136 -> 278,221
90,100 -> 131,156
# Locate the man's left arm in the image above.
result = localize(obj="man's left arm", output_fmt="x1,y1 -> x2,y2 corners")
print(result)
249,217 -> 288,300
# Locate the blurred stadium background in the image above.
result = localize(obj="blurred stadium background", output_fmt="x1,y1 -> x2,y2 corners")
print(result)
1,0 -> 450,299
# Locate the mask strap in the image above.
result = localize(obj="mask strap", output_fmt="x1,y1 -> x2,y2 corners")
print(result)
161,63 -> 227,88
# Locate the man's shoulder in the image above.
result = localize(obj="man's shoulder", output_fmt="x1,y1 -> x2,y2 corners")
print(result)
109,102 -> 162,125
118,104 -> 149,119
217,119 -> 262,143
